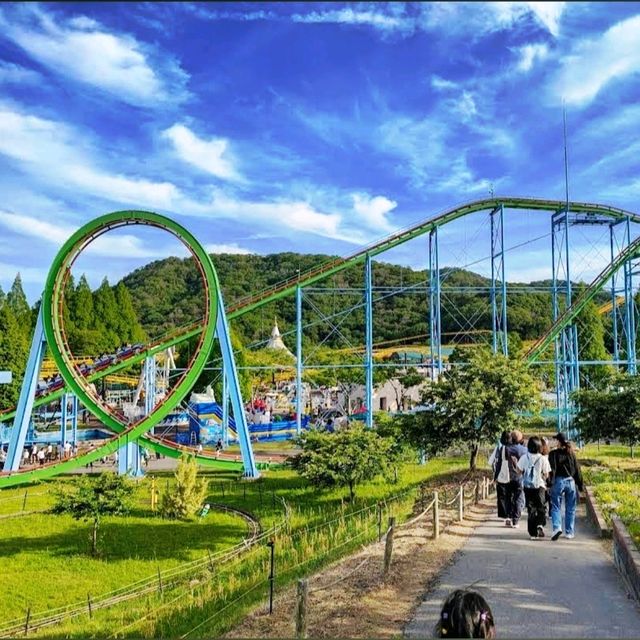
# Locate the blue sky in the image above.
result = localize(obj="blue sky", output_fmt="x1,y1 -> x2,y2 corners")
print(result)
1,1 -> 639,302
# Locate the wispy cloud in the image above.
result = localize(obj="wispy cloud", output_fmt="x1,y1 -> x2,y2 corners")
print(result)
351,194 -> 397,232
163,124 -> 241,181
0,60 -> 42,85
186,2 -> 567,39
204,243 -> 254,255
0,104 -> 383,245
550,14 -> 640,107
0,5 -> 189,107
514,43 -> 549,72
0,210 -> 183,258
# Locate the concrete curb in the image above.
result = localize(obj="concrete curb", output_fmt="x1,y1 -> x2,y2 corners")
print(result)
585,485 -> 612,538
612,517 -> 640,603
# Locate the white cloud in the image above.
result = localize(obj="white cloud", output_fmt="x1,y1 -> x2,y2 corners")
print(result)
421,2 -> 566,38
551,15 -> 640,107
0,261 -> 47,284
0,107 -> 179,209
351,194 -> 397,231
515,43 -> 549,72
204,243 -> 253,255
0,6 -> 189,107
163,124 -> 240,181
0,60 -> 41,84
291,6 -> 412,34
0,210 -> 178,258
431,76 -> 458,92
455,91 -> 478,121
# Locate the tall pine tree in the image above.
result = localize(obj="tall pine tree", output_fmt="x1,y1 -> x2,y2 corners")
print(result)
7,274 -> 31,324
114,282 -> 146,344
0,305 -> 29,409
93,278 -> 120,352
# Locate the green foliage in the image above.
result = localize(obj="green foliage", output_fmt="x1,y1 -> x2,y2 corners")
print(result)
399,348 -> 539,469
53,473 -> 134,555
575,290 -> 611,388
0,304 -> 29,407
6,273 -> 31,323
574,375 -> 640,456
291,425 -> 394,499
160,455 -> 208,519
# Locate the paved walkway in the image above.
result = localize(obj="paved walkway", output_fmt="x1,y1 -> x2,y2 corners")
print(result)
405,505 -> 640,638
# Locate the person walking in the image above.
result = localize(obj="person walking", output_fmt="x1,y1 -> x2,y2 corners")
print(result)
549,432 -> 584,541
488,431 -> 511,520
517,435 -> 551,539
504,430 -> 527,528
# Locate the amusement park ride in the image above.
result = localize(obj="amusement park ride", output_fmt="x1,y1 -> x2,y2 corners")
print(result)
1,197 -> 640,488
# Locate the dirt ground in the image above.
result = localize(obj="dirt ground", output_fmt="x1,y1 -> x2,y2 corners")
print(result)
226,493 -> 493,639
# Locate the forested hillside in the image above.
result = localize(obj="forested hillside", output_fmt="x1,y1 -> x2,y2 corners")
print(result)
121,252 -> 599,348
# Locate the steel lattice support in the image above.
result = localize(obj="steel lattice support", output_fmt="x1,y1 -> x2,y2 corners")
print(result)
429,228 -> 442,380
5,308 -> 46,471
490,205 -> 509,356
216,290 -> 259,478
610,218 -> 638,373
222,371 -> 229,446
296,284 -> 303,435
364,254 -> 373,428
551,209 -> 580,433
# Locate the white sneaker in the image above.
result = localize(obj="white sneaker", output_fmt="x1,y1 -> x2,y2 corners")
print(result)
565,533 -> 575,539
551,529 -> 562,541
512,521 -> 520,529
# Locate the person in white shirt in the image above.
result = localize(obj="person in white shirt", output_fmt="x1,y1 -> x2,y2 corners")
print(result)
516,436 -> 551,540
488,431 -> 511,522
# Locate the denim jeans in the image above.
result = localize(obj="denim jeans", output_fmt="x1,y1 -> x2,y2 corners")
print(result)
550,476 -> 577,535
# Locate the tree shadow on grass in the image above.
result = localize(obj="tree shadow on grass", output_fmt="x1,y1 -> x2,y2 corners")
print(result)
0,519 -> 246,561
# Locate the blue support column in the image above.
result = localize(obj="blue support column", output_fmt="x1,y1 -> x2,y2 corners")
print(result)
610,222 -> 622,365
490,205 -> 508,356
60,393 -> 68,449
71,394 -> 78,447
364,254 -> 373,428
551,209 -> 580,434
623,217 -> 637,374
222,371 -> 229,446
296,285 -> 303,435
429,228 -> 442,380
216,290 -> 259,478
6,307 -> 46,471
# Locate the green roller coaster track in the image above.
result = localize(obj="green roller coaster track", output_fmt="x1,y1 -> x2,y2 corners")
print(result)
1,196 -> 639,487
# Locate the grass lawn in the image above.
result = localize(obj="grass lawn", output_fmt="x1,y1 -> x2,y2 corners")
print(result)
580,443 -> 640,544
1,454 -> 473,638
0,476 -> 250,628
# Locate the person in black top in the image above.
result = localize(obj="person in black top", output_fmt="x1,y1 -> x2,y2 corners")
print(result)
549,432 -> 584,541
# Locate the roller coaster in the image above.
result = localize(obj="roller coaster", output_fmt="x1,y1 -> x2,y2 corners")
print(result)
1,197 -> 640,488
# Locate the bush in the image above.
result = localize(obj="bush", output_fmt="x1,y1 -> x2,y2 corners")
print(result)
161,455 -> 208,519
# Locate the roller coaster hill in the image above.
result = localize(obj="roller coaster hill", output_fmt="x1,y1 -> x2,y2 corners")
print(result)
1,197 -> 640,489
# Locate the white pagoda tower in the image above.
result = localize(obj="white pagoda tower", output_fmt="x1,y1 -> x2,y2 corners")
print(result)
266,319 -> 293,356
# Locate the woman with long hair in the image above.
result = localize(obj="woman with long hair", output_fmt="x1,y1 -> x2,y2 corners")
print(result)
549,432 -> 584,540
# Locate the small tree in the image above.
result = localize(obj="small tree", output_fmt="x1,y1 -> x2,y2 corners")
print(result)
161,454 -> 208,519
291,425 -> 393,500
399,348 -> 539,469
53,473 -> 134,556
574,376 -> 640,457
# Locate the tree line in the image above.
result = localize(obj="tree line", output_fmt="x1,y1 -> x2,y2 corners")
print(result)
0,274 -> 145,410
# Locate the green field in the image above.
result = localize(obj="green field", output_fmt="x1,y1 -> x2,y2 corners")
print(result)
0,457 -> 470,638
580,443 -> 640,544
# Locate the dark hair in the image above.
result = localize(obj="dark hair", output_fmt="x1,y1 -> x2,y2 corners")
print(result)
555,432 -> 574,452
436,589 -> 495,638
500,431 -> 510,446
527,436 -> 542,454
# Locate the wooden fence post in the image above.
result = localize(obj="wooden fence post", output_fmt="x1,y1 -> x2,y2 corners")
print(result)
383,517 -> 396,577
474,479 -> 480,504
377,502 -> 383,542
24,608 -> 31,635
157,566 -> 164,594
432,491 -> 440,540
458,486 -> 464,522
87,593 -> 93,619
295,579 -> 308,639
22,490 -> 28,512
